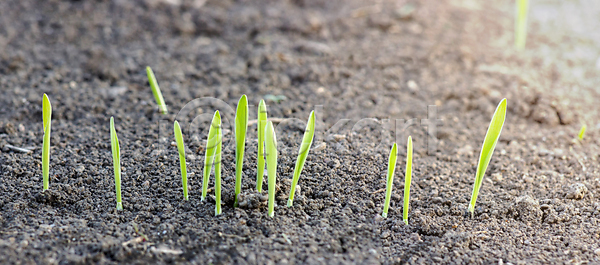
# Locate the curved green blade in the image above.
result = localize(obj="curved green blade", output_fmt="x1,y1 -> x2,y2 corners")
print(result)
382,143 -> 397,218
468,98 -> 507,215
234,95 -> 248,207
215,124 -> 223,216
202,111 -> 221,201
110,117 -> 123,211
256,100 -> 268,192
578,125 -> 586,141
287,111 -> 316,207
174,121 -> 188,200
265,121 -> 277,217
146,66 -> 168,114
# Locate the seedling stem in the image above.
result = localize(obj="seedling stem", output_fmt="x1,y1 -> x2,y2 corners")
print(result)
42,94 -> 52,191
174,121 -> 188,200
110,117 -> 123,211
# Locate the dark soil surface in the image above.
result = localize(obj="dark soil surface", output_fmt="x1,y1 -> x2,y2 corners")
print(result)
2,0 -> 600,264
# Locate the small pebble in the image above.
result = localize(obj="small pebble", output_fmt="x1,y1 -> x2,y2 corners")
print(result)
410,233 -> 422,242
20,240 -> 28,247
565,183 -> 588,200
380,231 -> 390,239
492,173 -> 503,182
513,195 -> 542,223
75,165 -> 85,174
313,143 -> 326,152
407,80 -> 419,91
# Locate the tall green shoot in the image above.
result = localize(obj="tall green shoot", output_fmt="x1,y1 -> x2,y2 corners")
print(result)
214,122 -> 223,216
265,121 -> 277,217
234,95 -> 248,207
403,136 -> 413,225
42,94 -> 52,191
202,111 -> 221,202
515,0 -> 529,50
382,143 -> 397,218
174,121 -> 188,200
287,111 -> 316,207
110,117 -> 123,211
468,98 -> 507,217
256,100 -> 268,192
146,66 -> 168,114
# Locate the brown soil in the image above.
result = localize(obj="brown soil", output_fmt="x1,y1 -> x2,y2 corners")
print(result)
1,0 -> 600,264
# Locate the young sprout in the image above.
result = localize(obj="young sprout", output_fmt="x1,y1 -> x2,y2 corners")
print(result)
202,111 -> 221,202
110,117 -> 123,211
146,66 -> 168,114
403,136 -> 413,225
234,95 -> 249,207
42,94 -> 52,191
173,121 -> 188,200
265,121 -> 277,217
468,98 -> 507,217
515,0 -> 529,50
256,100 -> 268,192
214,123 -> 223,216
578,125 -> 586,141
382,143 -> 397,218
287,111 -> 316,207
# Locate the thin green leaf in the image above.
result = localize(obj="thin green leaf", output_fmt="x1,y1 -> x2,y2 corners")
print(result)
515,0 -> 529,50
42,94 -> 52,191
234,95 -> 249,207
469,98 -> 507,216
202,111 -> 221,201
287,111 -> 316,207
215,124 -> 223,216
382,143 -> 397,218
256,100 -> 268,192
174,121 -> 188,201
403,136 -> 413,225
265,121 -> 277,217
110,117 -> 123,211
146,66 -> 168,114
578,125 -> 586,141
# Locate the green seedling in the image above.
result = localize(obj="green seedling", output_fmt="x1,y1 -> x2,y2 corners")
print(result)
264,94 -> 287,103
287,111 -> 316,207
578,125 -> 586,141
234,95 -> 249,207
515,0 -> 529,50
468,98 -> 507,217
256,100 -> 268,192
133,223 -> 149,242
403,136 -> 413,225
214,123 -> 223,216
202,111 -> 221,202
382,143 -> 397,218
146,66 -> 168,114
110,117 -> 123,211
174,121 -> 188,200
265,121 -> 277,217
42,94 -> 52,191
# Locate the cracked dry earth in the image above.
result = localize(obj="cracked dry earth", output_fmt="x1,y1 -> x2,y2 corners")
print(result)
1,0 -> 600,264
